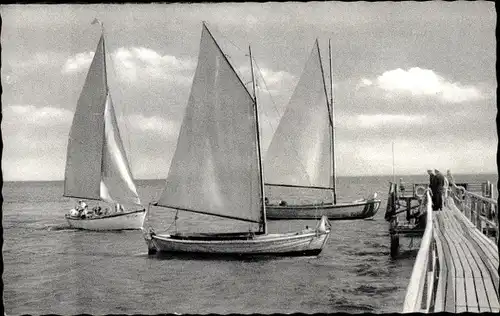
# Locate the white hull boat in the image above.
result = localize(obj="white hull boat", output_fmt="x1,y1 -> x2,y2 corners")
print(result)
65,209 -> 146,231
146,216 -> 330,256
143,23 -> 332,257
63,20 -> 144,231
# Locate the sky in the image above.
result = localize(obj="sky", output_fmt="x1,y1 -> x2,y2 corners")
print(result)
1,2 -> 497,181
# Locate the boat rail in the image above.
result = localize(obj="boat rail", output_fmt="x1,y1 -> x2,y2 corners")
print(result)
402,189 -> 436,313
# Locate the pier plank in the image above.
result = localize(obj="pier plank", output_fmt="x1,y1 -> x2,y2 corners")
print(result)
434,214 -> 456,313
438,203 -> 499,312
449,202 -> 499,298
432,216 -> 448,312
449,201 -> 498,260
441,229 -> 470,311
437,211 -> 466,312
402,188 -> 498,313
447,208 -> 489,309
454,228 -> 493,312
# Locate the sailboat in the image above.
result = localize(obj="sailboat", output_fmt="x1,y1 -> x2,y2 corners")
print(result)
142,22 -> 331,256
263,39 -> 381,221
63,21 -> 146,230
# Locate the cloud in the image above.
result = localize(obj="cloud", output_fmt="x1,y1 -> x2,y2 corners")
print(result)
60,46 -> 197,86
363,67 -> 483,103
123,114 -> 180,137
359,78 -> 373,86
238,65 -> 295,95
353,114 -> 427,128
62,51 -> 95,73
10,52 -> 62,69
111,47 -> 196,84
1,104 -> 182,181
5,104 -> 73,127
335,138 -> 496,176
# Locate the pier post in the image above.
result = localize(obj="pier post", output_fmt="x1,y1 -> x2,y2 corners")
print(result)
391,233 -> 400,258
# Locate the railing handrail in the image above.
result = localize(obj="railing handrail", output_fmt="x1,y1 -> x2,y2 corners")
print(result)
459,187 -> 497,205
403,189 -> 434,313
450,181 -> 498,244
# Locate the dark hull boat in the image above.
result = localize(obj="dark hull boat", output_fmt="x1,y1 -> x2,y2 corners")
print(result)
266,196 -> 381,220
263,40 -> 378,220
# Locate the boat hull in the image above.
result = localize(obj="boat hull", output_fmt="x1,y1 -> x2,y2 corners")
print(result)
65,209 -> 146,231
144,216 -> 331,257
265,199 -> 381,220
147,230 -> 330,256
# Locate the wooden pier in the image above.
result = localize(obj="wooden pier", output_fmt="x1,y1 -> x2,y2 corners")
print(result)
402,178 -> 499,313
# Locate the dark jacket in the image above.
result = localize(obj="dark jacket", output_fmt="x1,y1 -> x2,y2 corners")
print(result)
435,172 -> 445,192
429,174 -> 437,191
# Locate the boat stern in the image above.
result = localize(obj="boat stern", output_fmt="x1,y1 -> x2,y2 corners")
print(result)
141,226 -> 158,255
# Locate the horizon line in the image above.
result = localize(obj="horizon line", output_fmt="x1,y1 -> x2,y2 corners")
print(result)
3,172 -> 498,183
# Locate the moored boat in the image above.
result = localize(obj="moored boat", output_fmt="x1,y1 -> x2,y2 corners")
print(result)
265,194 -> 381,220
263,39 -> 380,220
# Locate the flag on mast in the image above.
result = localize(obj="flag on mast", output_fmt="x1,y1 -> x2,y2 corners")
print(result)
91,18 -> 103,29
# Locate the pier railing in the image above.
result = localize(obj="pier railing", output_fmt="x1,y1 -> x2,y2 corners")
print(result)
449,182 -> 498,244
402,190 -> 436,313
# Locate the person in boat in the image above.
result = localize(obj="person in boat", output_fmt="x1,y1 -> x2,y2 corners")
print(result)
69,208 -> 80,217
76,200 -> 87,212
427,169 -> 438,210
434,169 -> 445,211
115,203 -> 124,213
81,206 -> 95,219
279,200 -> 287,206
93,205 -> 102,216
264,197 -> 269,205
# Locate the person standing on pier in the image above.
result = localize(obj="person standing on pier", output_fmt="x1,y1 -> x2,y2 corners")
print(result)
434,169 -> 445,211
427,169 -> 438,210
446,169 -> 455,186
443,173 -> 449,207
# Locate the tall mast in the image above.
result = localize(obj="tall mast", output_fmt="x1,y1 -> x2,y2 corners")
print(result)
249,45 -> 267,235
329,39 -> 337,204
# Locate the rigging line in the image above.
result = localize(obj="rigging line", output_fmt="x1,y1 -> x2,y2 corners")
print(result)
203,21 -> 249,83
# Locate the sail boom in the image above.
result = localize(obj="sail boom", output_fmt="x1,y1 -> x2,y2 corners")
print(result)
63,195 -> 104,202
153,204 -> 261,224
265,183 -> 334,191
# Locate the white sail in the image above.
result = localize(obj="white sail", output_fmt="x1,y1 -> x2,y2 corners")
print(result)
101,93 -> 141,205
264,40 -> 331,188
64,34 -> 141,206
156,24 -> 263,224
64,35 -> 107,200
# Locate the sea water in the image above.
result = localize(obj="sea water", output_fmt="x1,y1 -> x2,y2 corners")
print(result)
3,174 -> 497,314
